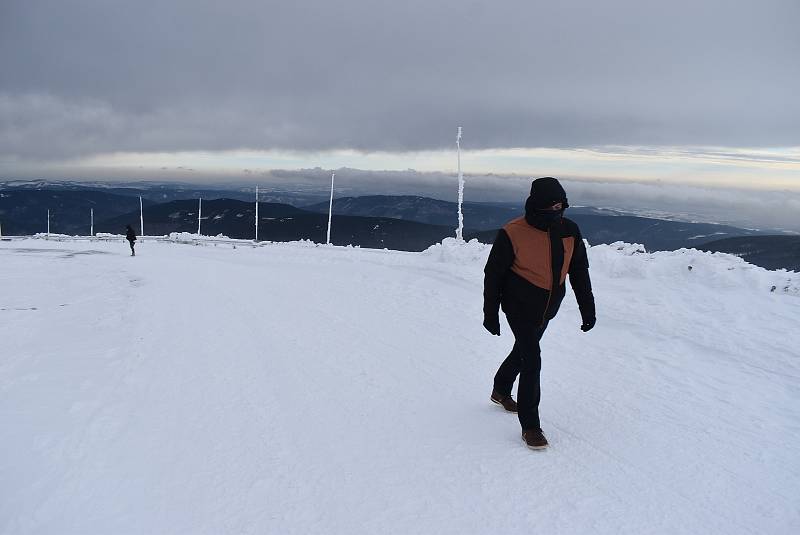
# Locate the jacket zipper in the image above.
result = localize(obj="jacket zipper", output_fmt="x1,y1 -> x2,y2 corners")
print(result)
541,228 -> 553,326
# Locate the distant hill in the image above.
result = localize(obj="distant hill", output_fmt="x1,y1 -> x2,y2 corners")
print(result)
304,195 -> 521,231
567,215 -> 762,252
5,187 -> 795,268
303,195 -> 770,252
0,180 -> 328,205
0,189 -> 155,235
95,199 -> 303,236
303,196 -> 668,231
96,199 -> 466,251
698,236 -> 800,272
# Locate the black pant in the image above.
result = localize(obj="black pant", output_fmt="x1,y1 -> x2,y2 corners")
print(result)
493,315 -> 549,431
128,240 -> 135,255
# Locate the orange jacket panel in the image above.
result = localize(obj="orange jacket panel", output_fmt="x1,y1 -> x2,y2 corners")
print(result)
503,217 -> 575,290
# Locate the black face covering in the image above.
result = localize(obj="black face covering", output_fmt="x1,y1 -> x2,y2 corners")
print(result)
524,196 -> 564,230
532,209 -> 563,227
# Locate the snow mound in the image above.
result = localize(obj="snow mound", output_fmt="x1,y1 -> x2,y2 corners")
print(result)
166,232 -> 232,243
31,232 -> 78,239
421,237 -> 490,264
590,242 -> 800,295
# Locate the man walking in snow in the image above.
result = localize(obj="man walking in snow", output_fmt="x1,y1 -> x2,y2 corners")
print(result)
125,225 -> 137,256
483,177 -> 595,450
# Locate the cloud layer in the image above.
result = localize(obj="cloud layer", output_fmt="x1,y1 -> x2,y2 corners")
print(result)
2,0 -> 799,160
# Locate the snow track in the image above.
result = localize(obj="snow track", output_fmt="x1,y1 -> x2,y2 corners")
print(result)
1,237 -> 799,534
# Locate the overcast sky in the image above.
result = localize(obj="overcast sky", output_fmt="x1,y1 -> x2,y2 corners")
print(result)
1,0 -> 799,226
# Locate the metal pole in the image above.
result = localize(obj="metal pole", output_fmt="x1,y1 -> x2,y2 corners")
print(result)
326,172 -> 335,245
90,208 -> 94,236
456,126 -> 464,241
47,209 -> 50,236
139,196 -> 144,237
255,185 -> 259,242
197,198 -> 202,235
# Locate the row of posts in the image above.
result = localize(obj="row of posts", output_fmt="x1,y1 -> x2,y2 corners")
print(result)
28,186 -> 338,242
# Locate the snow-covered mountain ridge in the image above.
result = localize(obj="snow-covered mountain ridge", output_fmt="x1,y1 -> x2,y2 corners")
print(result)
1,237 -> 798,534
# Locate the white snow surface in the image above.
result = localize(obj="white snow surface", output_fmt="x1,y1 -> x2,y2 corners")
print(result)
1,236 -> 799,534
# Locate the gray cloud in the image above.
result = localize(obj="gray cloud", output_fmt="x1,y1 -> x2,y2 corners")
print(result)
1,0 -> 799,160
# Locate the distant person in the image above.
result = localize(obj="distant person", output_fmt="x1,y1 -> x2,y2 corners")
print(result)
483,177 -> 596,450
125,225 -> 137,256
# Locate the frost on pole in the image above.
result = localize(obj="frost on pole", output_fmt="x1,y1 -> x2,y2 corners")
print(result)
197,198 -> 202,236
139,196 -> 144,237
47,209 -> 50,235
326,172 -> 335,245
456,126 -> 465,241
90,208 -> 94,236
255,185 -> 259,242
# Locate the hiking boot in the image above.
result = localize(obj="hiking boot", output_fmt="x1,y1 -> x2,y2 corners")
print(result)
490,390 -> 518,413
522,429 -> 549,450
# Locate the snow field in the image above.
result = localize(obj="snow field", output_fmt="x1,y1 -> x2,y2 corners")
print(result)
1,236 -> 799,534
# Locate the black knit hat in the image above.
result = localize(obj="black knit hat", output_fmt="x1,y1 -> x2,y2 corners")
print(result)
529,177 -> 568,209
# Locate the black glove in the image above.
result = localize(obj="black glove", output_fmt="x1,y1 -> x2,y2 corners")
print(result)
580,316 -> 596,332
483,314 -> 501,336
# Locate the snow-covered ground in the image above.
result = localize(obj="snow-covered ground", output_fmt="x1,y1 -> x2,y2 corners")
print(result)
2,236 -> 799,534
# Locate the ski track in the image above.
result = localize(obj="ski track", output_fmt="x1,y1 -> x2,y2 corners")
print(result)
1,238 -> 799,534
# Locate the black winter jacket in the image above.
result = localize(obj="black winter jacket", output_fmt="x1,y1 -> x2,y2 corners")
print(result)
484,216 -> 595,326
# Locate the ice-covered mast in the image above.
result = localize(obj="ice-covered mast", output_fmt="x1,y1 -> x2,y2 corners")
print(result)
326,172 -> 335,245
139,196 -> 144,237
197,198 -> 202,236
254,185 -> 259,242
456,126 -> 465,241
90,208 -> 94,236
47,209 -> 50,235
